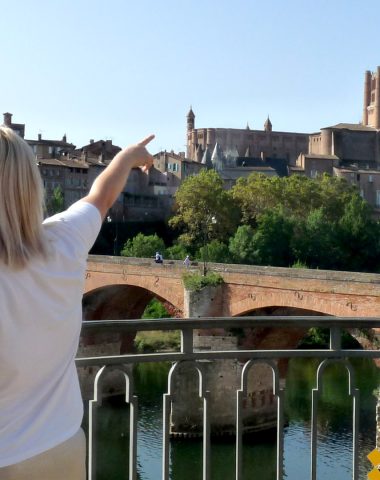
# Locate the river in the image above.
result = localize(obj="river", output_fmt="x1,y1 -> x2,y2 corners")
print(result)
83,357 -> 380,479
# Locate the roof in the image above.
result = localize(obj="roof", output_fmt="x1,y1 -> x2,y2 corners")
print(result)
236,156 -> 289,177
37,157 -> 89,169
27,138 -> 75,148
321,123 -> 376,132
221,166 -> 276,180
153,150 -> 188,161
303,154 -> 339,160
193,126 -> 310,136
334,165 -> 380,175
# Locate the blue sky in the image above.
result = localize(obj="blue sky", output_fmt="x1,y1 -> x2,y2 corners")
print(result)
1,0 -> 379,153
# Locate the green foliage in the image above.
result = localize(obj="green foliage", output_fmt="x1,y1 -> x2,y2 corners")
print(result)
142,298 -> 171,319
291,208 -> 339,269
182,271 -> 224,291
228,173 -> 380,272
121,233 -> 165,258
135,298 -> 178,352
169,170 -> 240,248
335,195 -> 380,271
291,259 -> 308,269
134,330 -> 180,352
165,242 -> 188,260
47,185 -> 64,215
228,225 -> 256,264
231,173 -> 360,224
251,207 -> 295,267
196,239 -> 231,263
299,327 -> 360,349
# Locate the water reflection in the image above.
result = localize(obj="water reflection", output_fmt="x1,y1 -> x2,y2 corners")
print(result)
83,358 -> 380,480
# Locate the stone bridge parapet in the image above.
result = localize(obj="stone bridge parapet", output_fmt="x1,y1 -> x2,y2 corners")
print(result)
85,255 -> 380,319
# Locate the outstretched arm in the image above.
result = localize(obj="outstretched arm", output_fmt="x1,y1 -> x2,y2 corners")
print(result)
81,134 -> 155,219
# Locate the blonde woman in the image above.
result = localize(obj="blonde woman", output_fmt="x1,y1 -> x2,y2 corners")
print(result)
0,126 -> 154,479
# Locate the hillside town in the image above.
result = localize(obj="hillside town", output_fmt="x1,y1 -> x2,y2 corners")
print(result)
3,66 -> 380,223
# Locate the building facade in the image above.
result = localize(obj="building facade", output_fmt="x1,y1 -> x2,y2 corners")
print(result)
186,108 -> 309,167
363,66 -> 380,129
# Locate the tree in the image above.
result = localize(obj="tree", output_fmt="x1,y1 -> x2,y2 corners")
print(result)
165,242 -> 188,260
231,173 -> 360,225
196,239 -> 231,263
230,174 -> 282,224
335,195 -> 380,271
229,225 -> 256,264
141,298 -> 171,318
169,170 -> 240,249
47,186 -> 64,215
291,208 -> 339,270
121,233 -> 165,258
251,208 -> 295,267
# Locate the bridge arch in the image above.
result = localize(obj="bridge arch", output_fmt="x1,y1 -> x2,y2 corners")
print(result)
227,289 -> 363,318
83,284 -> 179,320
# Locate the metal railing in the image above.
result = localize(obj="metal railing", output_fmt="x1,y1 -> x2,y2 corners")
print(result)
76,316 -> 380,480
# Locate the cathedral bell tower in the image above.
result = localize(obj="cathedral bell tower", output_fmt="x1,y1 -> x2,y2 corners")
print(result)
187,106 -> 195,132
363,67 -> 380,129
186,107 -> 195,158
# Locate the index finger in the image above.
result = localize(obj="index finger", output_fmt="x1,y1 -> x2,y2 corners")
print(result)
138,134 -> 155,147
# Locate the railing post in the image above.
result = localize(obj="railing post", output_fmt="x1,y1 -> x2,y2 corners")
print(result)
330,326 -> 341,350
181,327 -> 193,354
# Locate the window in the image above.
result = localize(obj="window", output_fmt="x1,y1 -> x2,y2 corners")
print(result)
376,190 -> 380,207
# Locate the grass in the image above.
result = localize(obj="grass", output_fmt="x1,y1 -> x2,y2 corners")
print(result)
182,271 -> 223,291
134,330 -> 181,352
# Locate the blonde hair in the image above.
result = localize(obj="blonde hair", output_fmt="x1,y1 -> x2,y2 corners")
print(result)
0,126 -> 48,269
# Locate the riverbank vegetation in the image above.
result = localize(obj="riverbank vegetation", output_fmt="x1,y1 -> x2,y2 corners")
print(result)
121,171 -> 380,273
182,271 -> 223,291
135,298 -> 180,352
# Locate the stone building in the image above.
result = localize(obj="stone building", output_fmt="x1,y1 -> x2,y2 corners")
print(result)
2,112 -> 25,138
186,107 -> 309,168
290,66 -> 380,213
38,157 -> 89,210
153,150 -> 204,182
363,66 -> 380,129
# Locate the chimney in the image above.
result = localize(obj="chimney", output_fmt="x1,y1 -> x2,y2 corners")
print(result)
62,134 -> 67,143
90,139 -> 94,144
3,112 -> 12,126
38,133 -> 42,141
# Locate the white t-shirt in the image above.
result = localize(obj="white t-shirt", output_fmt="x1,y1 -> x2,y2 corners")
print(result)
0,200 -> 101,467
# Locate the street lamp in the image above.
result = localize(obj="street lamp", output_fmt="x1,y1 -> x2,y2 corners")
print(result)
202,215 -> 217,276
107,215 -> 118,256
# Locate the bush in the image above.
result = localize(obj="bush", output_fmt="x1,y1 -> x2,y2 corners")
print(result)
166,243 -> 188,260
121,233 -> 165,258
134,330 -> 180,352
182,271 -> 223,291
142,298 -> 171,319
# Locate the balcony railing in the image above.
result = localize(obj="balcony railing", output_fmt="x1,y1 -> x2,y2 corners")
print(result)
76,316 -> 380,480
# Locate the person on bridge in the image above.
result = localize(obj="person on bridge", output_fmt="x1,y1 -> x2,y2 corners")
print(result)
0,126 -> 154,480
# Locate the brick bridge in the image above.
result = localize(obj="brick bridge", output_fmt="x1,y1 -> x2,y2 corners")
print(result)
84,254 -> 380,320
82,255 -> 380,426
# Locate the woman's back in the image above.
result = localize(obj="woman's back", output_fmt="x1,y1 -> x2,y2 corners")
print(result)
0,201 -> 101,467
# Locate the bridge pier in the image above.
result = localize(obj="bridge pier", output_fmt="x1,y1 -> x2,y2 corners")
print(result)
170,285 -> 278,437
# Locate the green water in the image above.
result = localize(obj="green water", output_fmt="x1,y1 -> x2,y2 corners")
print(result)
83,358 -> 380,479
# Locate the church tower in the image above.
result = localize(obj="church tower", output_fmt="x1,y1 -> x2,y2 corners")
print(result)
186,107 -> 195,159
187,106 -> 195,132
363,66 -> 380,129
264,116 -> 272,132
